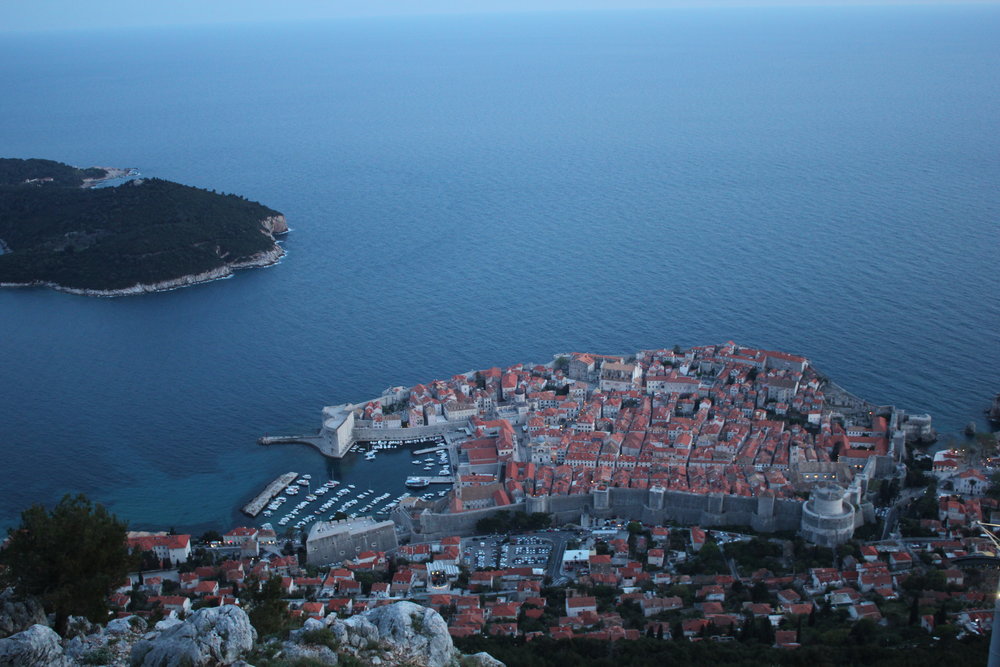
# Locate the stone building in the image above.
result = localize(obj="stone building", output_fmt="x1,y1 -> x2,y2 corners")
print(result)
800,483 -> 856,547
306,517 -> 398,566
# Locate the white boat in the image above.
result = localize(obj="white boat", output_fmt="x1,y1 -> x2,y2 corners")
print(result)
302,474 -> 312,480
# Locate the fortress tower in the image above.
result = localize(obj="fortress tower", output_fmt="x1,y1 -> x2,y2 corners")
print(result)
800,483 -> 856,547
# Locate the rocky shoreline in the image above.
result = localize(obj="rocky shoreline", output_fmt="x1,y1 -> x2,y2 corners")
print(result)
80,167 -> 139,188
0,215 -> 288,298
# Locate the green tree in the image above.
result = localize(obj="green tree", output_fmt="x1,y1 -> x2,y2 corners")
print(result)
200,530 -> 223,544
0,494 -> 136,636
244,575 -> 291,637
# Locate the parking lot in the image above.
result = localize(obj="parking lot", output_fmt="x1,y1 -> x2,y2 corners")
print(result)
463,535 -> 505,570
506,535 -> 552,567
463,534 -> 553,570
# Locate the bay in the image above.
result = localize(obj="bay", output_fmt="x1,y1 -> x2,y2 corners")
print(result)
1,5 -> 998,533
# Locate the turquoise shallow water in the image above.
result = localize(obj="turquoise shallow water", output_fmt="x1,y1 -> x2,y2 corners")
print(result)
1,5 -> 998,533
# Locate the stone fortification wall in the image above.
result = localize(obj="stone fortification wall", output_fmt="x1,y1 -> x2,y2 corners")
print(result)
414,487 -> 804,540
353,421 -> 468,442
418,504 -> 523,541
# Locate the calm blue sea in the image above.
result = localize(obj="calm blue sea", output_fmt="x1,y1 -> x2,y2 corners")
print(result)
1,5 -> 998,534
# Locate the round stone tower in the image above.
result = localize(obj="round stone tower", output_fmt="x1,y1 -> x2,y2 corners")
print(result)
800,483 -> 856,547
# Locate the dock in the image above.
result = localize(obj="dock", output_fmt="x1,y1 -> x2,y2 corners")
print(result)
413,445 -> 448,455
425,476 -> 455,484
258,434 -> 325,447
242,471 -> 298,517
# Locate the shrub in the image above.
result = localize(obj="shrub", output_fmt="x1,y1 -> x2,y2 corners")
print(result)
80,646 -> 113,665
301,627 -> 339,651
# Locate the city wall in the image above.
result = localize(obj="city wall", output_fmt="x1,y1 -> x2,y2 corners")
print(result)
414,488 -> 804,541
352,421 -> 468,442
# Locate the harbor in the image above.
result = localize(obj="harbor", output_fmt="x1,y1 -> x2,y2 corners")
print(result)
242,432 -> 458,532
241,471 -> 298,517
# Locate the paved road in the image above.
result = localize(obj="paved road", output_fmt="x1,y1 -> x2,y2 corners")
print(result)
543,531 -> 578,583
881,487 -> 924,540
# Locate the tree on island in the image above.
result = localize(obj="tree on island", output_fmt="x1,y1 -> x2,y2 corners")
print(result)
0,494 -> 136,636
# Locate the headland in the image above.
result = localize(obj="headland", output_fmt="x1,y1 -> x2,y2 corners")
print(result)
261,342 -> 938,546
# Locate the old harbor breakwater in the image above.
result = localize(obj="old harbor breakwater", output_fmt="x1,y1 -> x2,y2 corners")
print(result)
263,342 -> 934,547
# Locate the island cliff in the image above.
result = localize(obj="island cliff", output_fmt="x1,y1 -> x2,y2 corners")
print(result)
0,158 -> 288,296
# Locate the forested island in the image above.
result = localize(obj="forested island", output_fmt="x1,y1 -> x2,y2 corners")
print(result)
0,158 -> 288,296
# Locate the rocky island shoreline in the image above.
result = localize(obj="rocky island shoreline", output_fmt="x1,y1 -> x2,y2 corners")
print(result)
2,214 -> 290,298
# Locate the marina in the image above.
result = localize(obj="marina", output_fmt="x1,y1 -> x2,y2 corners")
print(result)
247,430 -> 456,531
241,471 -> 298,517
271,480 -> 413,529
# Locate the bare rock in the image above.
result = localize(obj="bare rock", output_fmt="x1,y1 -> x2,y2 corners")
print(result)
363,601 -> 454,667
0,624 -> 71,667
153,614 -> 183,633
295,602 -> 502,667
465,651 -> 507,667
106,615 -> 146,636
0,588 -> 47,639
63,616 -> 99,640
262,214 -> 289,235
280,641 -> 339,665
130,605 -> 256,667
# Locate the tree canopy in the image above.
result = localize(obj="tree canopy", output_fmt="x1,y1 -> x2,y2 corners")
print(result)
0,159 -> 284,292
0,494 -> 136,635
475,511 -> 552,534
0,157 -> 105,187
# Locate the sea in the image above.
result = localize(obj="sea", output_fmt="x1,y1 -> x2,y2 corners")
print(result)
1,4 -> 998,535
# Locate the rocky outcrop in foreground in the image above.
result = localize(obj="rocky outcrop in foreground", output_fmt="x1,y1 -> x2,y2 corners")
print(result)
131,605 -> 256,666
0,588 -> 47,639
0,606 -> 255,667
0,624 -> 71,667
286,601 -> 505,667
0,601 -> 502,667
